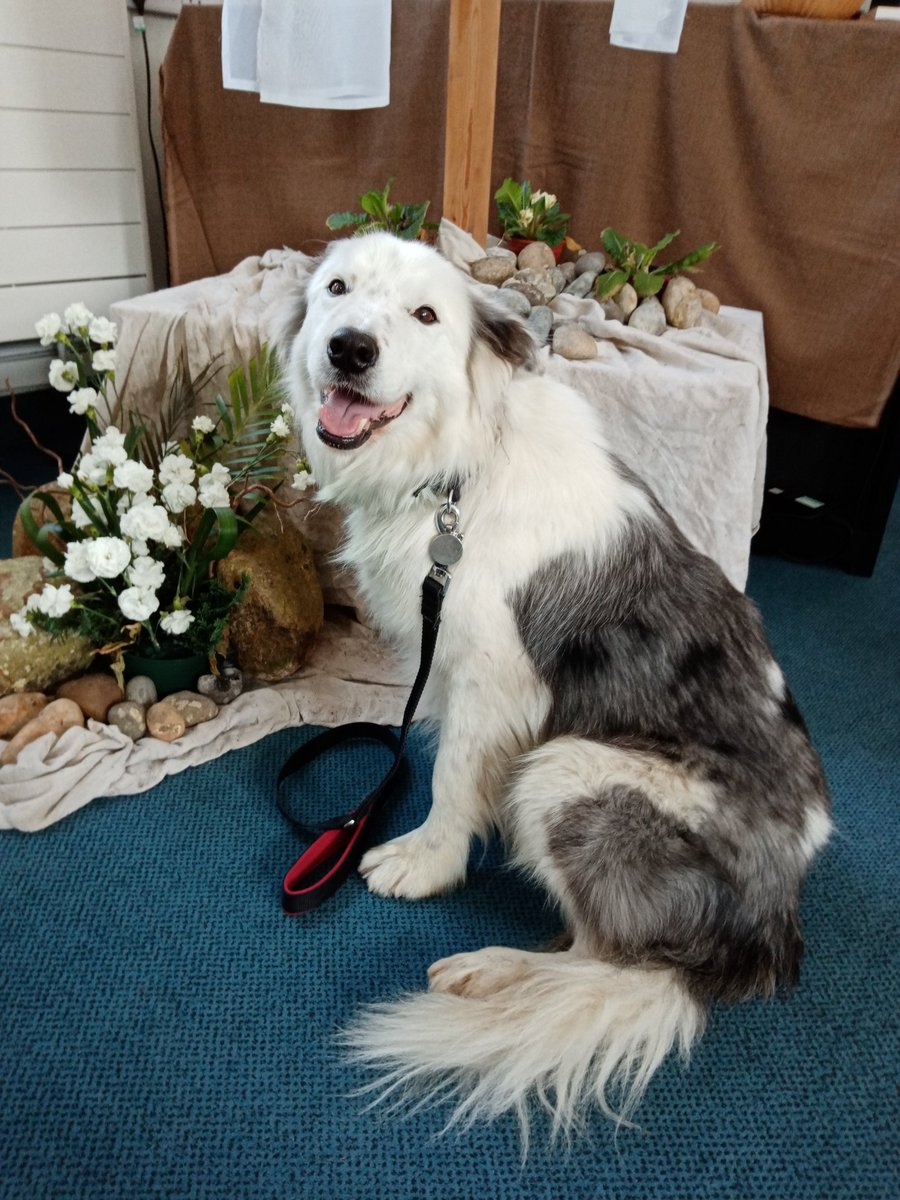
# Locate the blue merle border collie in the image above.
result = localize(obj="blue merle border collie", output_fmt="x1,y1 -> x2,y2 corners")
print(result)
276,232 -> 831,1139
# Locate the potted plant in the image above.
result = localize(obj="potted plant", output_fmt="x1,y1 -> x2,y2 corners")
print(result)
594,228 -> 719,300
493,178 -> 570,261
12,305 -> 310,693
326,179 -> 437,241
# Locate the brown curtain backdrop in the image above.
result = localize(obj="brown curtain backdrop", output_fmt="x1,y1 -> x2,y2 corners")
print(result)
161,1 -> 900,428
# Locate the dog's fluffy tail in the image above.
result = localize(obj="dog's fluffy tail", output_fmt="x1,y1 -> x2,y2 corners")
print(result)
342,953 -> 705,1141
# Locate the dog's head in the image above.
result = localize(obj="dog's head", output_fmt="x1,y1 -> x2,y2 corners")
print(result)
275,233 -> 535,503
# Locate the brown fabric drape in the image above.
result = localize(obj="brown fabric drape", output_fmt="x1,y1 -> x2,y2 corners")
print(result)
161,2 -> 900,428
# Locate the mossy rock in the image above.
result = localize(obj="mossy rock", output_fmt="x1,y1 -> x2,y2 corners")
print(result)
0,559 -> 93,697
216,522 -> 324,681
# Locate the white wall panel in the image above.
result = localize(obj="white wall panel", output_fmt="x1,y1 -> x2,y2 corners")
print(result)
0,45 -> 130,114
0,0 -> 124,56
0,277 -> 151,344
0,225 -> 148,287
0,171 -> 144,229
0,111 -> 137,171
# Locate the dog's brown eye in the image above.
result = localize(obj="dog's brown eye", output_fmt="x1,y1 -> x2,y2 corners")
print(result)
413,306 -> 437,325
328,279 -> 346,296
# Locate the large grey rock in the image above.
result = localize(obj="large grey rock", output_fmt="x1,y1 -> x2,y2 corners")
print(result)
516,240 -> 557,272
125,674 -> 158,706
492,287 -> 531,318
563,272 -> 596,299
0,558 -> 94,698
470,256 -> 516,287
617,282 -> 639,319
552,323 -> 598,361
501,278 -> 544,309
107,700 -> 146,740
628,296 -> 667,336
574,251 -> 607,277
526,306 -> 554,346
662,276 -> 703,329
513,268 -> 558,305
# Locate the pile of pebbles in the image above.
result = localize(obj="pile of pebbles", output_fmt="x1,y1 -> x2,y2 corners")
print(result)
469,240 -> 720,360
0,666 -> 243,766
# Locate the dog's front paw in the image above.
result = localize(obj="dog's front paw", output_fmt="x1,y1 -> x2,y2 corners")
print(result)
358,830 -> 467,900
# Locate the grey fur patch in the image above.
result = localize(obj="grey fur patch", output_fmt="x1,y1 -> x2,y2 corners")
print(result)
472,295 -> 536,368
510,470 -> 829,1003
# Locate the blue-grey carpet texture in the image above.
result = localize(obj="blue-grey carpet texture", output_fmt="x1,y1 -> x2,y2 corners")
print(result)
1,499 -> 898,1200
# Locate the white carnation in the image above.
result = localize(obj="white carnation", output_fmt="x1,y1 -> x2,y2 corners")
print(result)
269,415 -> 290,439
119,500 -> 171,543
34,583 -> 75,618
57,472 -> 74,490
198,463 -> 232,509
88,316 -> 117,345
158,453 -> 195,487
63,302 -> 93,331
191,415 -> 215,435
9,611 -> 34,638
126,555 -> 165,592
71,499 -> 94,530
160,525 -> 184,549
48,359 -> 79,393
160,608 -> 194,636
117,586 -> 159,623
35,313 -> 62,346
291,469 -> 315,492
63,541 -> 96,583
92,349 -> 116,374
91,426 -> 128,469
86,536 -> 131,579
113,459 -> 154,493
69,387 -> 99,416
76,452 -> 108,485
161,480 -> 197,514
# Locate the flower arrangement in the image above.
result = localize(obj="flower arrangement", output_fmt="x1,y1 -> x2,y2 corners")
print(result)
494,178 -> 570,248
11,304 -> 313,678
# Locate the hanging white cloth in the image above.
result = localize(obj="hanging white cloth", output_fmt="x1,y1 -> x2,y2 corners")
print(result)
221,0 -> 392,110
609,0 -> 689,54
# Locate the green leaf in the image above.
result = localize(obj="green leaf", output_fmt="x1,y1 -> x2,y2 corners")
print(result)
660,241 -> 720,275
632,270 -> 666,297
198,506 -> 240,562
214,394 -> 234,439
601,228 -> 629,265
325,210 -> 366,230
16,494 -> 65,565
647,230 -> 680,259
594,269 -> 629,299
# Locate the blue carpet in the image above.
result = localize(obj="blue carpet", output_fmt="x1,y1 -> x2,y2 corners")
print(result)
1,493 -> 898,1200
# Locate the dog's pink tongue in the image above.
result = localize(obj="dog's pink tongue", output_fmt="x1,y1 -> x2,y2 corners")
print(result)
319,390 -> 376,438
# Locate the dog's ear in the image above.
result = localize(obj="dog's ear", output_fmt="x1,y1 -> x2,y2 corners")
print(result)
472,294 -> 537,369
267,255 -> 319,366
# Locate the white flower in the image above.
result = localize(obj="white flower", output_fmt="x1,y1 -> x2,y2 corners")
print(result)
92,349 -> 116,374
57,472 -> 74,490
160,525 -> 184,549
63,302 -> 93,331
63,541 -> 96,583
131,538 -> 149,557
24,593 -> 42,612
191,415 -> 215,435
281,403 -> 293,421
117,586 -> 159,623
76,452 -> 108,485
119,500 -> 171,543
291,469 -> 315,492
71,499 -> 94,530
160,608 -> 194,636
198,463 -> 232,509
88,316 -> 117,345
113,459 -> 154,493
42,557 -> 60,575
35,313 -> 62,346
532,190 -> 557,209
48,359 -> 79,393
9,611 -> 34,638
518,206 -> 534,226
158,453 -> 195,487
68,387 -> 99,416
161,480 -> 197,514
269,414 -> 290,439
34,583 -> 75,618
86,536 -> 131,579
126,555 -> 165,592
91,426 -> 128,469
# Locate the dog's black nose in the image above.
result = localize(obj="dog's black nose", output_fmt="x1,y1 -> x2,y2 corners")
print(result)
327,328 -> 379,375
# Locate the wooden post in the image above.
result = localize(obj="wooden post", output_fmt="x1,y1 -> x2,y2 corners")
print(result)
442,0 -> 502,246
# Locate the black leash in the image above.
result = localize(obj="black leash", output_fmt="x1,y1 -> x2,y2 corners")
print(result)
276,487 -> 462,914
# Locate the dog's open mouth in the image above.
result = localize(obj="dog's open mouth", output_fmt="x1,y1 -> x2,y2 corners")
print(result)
316,387 -> 409,450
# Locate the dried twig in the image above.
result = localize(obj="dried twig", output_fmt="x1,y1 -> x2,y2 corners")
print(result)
4,383 -> 65,478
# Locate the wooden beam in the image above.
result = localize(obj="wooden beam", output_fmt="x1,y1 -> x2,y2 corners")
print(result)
442,0 -> 502,246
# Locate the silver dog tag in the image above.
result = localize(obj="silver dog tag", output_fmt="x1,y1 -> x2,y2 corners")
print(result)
429,531 -> 464,566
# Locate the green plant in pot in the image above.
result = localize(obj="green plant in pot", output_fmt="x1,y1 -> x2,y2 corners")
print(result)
594,227 -> 719,300
326,179 -> 437,241
494,178 -> 570,259
13,307 -> 299,694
